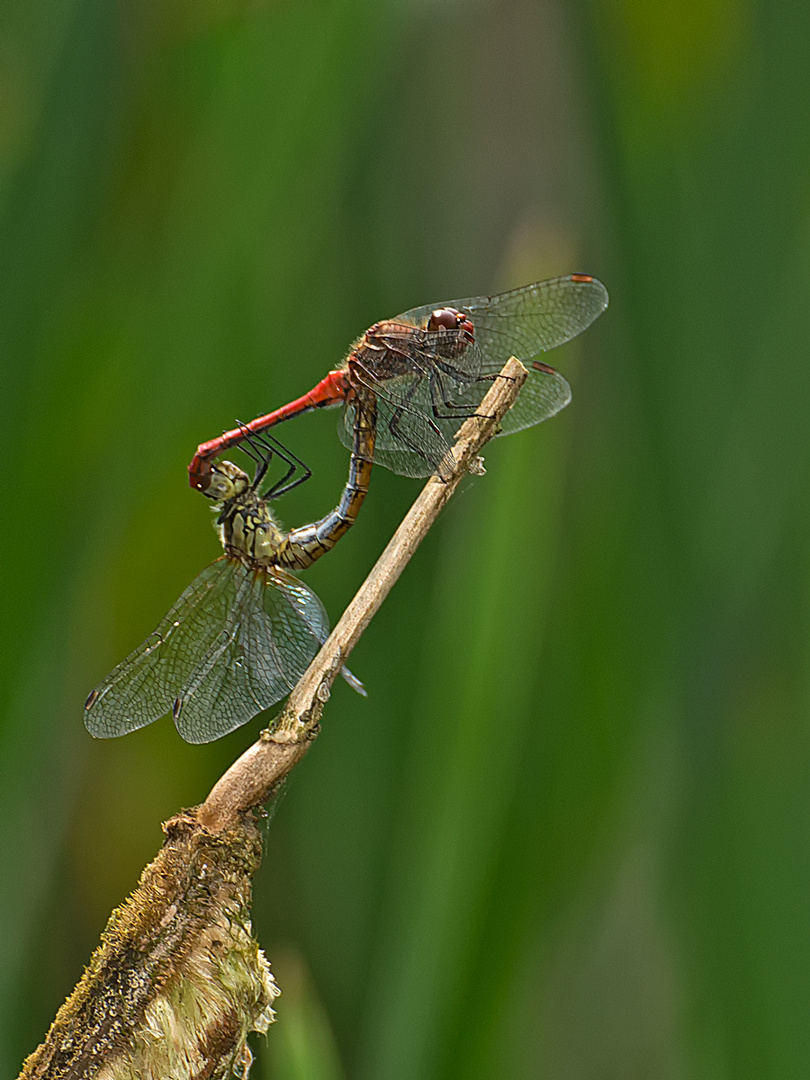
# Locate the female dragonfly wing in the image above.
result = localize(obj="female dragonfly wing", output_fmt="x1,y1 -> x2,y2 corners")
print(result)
173,563 -> 363,743
84,558 -> 243,739
86,558 -> 363,745
278,567 -> 366,696
171,564 -> 320,743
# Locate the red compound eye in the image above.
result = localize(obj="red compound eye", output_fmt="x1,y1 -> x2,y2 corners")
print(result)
428,307 -> 463,331
428,307 -> 474,343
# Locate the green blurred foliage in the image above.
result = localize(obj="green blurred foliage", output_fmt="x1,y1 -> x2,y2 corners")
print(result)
1,1 -> 809,1077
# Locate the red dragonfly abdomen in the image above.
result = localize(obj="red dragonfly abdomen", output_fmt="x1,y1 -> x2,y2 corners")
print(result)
188,369 -> 351,492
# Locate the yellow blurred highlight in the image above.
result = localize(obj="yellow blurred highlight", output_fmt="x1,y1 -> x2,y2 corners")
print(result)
599,0 -> 747,127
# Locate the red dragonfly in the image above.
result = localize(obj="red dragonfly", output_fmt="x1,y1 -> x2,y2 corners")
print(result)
189,274 -> 608,489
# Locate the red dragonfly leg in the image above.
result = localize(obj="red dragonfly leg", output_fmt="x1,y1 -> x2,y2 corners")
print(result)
188,369 -> 351,492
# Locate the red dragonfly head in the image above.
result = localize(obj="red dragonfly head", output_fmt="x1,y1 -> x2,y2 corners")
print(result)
425,307 -> 475,360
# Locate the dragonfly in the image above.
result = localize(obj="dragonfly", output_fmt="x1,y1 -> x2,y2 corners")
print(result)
85,394 -> 376,744
189,274 -> 608,489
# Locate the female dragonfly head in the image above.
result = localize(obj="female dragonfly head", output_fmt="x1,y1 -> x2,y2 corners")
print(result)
204,459 -> 252,503
201,429 -> 316,565
201,426 -> 313,509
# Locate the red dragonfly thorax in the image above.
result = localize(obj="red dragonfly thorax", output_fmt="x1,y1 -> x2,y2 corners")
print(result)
352,311 -> 476,377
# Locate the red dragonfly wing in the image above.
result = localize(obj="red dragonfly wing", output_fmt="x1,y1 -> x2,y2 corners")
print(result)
336,276 -> 605,475
426,357 -> 572,437
395,274 -> 606,434
395,275 -> 608,363
339,367 -> 456,479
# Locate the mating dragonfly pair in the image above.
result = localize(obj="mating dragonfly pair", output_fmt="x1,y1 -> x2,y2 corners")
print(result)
85,274 -> 608,743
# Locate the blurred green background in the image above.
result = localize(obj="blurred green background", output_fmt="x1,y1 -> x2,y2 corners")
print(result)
2,1 -> 810,1076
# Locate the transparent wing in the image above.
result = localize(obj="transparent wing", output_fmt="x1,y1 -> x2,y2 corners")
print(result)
497,363 -> 571,434
398,275 -> 604,434
339,351 -> 570,470
339,370 -> 456,479
84,559 -> 242,738
173,565 -> 327,744
269,567 -> 329,642
334,276 -> 605,477
429,361 -> 573,437
396,275 -> 609,369
284,568 -> 366,695
256,567 -> 365,703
